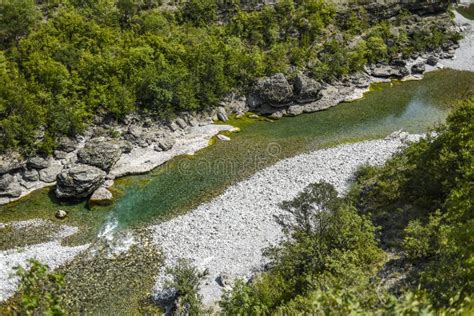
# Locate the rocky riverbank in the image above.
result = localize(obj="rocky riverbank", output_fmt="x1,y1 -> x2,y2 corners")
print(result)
151,131 -> 423,306
0,8 -> 471,207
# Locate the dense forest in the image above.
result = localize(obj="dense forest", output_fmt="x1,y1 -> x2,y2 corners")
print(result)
0,0 -> 460,155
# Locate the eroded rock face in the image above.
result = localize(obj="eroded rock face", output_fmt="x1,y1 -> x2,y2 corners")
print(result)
77,138 -> 122,171
371,65 -> 410,78
294,73 -> 321,103
55,164 -> 106,199
252,73 -> 293,107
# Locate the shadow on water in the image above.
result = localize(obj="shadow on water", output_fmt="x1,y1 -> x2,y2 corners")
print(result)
1,69 -> 474,242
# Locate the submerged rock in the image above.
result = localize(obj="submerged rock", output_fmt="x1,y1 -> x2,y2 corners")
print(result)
89,187 -> 113,206
55,209 -> 68,220
55,164 -> 106,199
78,138 -> 122,171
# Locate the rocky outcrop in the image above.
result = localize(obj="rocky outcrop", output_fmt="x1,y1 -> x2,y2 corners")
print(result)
0,153 -> 24,175
250,73 -> 293,107
55,165 -> 106,199
333,0 -> 451,20
27,157 -> 50,170
78,138 -> 122,171
371,65 -> 410,78
293,73 -> 321,103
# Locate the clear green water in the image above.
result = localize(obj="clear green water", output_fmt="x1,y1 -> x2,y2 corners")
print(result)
1,69 -> 473,244
457,4 -> 474,20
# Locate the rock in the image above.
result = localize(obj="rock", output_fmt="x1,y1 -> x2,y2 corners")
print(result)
287,105 -> 304,117
55,164 -> 106,199
0,153 -> 24,175
253,73 -> 293,107
217,112 -> 228,122
175,118 -> 187,129
0,182 -> 22,198
293,73 -> 321,102
39,164 -> 64,183
411,62 -> 426,74
89,187 -> 113,206
0,174 -> 13,190
249,114 -> 259,119
371,65 -> 408,78
217,134 -> 230,142
55,209 -> 68,220
390,59 -> 407,67
426,55 -> 438,66
54,150 -> 68,159
78,138 -> 122,171
119,140 -> 133,154
156,137 -> 176,152
57,137 -> 77,153
27,156 -> 50,170
23,169 -> 39,182
269,111 -> 283,120
216,273 -> 233,288
127,125 -> 143,139
168,122 -> 179,132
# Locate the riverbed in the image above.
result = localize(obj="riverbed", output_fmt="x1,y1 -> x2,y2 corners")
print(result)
1,69 -> 473,314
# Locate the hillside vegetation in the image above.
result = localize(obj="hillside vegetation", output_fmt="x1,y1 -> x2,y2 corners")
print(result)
0,0 -> 459,155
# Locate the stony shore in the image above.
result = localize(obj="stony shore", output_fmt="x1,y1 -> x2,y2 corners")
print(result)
151,132 -> 423,306
0,220 -> 90,302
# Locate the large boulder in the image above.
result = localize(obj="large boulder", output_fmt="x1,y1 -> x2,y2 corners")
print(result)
0,174 -> 13,190
27,156 -> 50,170
55,164 -> 106,199
77,138 -> 122,171
253,73 -> 293,107
293,73 -> 321,102
371,65 -> 409,78
39,164 -> 64,183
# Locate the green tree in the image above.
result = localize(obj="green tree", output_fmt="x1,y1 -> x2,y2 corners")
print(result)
14,259 -> 66,315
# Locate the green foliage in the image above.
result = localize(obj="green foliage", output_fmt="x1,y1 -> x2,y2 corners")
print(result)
220,182 -> 385,314
0,0 -> 39,47
0,1 -> 461,155
351,97 -> 474,307
165,258 -> 207,315
14,259 -> 65,315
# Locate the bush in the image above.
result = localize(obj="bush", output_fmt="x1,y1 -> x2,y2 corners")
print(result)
14,259 -> 65,315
